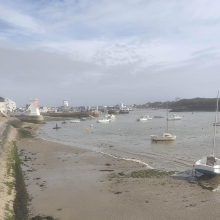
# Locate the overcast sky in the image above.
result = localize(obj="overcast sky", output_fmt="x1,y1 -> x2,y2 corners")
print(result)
1,0 -> 220,107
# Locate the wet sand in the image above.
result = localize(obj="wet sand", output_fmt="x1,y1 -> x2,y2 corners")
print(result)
17,132 -> 220,220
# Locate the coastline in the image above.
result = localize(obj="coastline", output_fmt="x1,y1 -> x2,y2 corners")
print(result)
17,123 -> 220,220
2,117 -> 220,219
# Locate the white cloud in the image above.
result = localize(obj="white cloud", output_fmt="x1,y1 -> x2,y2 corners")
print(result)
1,0 -> 220,106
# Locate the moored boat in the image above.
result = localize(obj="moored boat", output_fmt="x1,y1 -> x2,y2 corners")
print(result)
194,92 -> 220,175
97,118 -> 111,123
137,116 -> 148,122
168,114 -> 182,120
151,102 -> 176,141
70,119 -> 80,123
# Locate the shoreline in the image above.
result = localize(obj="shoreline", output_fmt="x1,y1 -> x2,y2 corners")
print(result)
16,123 -> 220,220
2,117 -> 220,219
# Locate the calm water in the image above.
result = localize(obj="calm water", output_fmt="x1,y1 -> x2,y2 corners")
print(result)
39,110 -> 220,172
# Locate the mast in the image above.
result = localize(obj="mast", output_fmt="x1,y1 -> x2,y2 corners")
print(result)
167,101 -> 168,133
213,91 -> 219,156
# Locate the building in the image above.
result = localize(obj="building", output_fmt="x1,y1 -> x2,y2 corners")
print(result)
63,100 -> 68,107
5,98 -> 16,112
39,106 -> 48,113
0,97 -> 16,113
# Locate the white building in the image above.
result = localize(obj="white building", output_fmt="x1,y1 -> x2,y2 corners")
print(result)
39,106 -> 48,113
0,97 -> 16,113
63,100 -> 68,107
5,98 -> 16,112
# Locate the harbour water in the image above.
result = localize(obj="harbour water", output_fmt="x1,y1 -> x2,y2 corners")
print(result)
39,110 -> 220,172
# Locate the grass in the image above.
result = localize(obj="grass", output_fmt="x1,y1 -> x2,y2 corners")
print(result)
4,203 -> 14,220
109,169 -> 175,179
4,141 -> 29,220
10,124 -> 21,129
18,128 -> 33,138
129,169 -> 175,178
12,141 -> 29,220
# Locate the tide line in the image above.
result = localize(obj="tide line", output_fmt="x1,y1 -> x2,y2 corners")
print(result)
95,150 -> 154,169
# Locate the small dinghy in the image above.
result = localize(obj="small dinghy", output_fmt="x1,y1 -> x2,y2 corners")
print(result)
53,124 -> 61,129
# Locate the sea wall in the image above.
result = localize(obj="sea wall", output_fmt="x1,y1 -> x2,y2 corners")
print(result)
15,115 -> 45,124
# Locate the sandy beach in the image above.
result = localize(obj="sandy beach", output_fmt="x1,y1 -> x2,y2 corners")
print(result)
16,125 -> 220,220
1,116 -> 220,219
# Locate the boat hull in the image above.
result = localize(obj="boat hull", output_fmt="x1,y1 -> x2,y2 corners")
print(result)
151,135 -> 176,141
194,165 -> 220,175
195,158 -> 220,174
97,119 -> 111,123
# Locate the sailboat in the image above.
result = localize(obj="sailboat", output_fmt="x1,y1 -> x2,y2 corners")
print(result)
150,102 -> 176,141
194,92 -> 220,175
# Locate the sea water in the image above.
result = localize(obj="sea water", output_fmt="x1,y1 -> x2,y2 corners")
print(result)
39,110 -> 220,172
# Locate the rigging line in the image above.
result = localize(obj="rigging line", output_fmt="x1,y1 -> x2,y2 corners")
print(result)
213,91 -> 219,156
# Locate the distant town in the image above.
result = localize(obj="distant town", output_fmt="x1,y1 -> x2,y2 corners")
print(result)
1,95 -> 219,115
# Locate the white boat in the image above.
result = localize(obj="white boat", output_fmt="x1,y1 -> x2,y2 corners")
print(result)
168,114 -> 182,120
105,114 -> 115,119
194,92 -> 220,175
70,119 -> 80,123
151,133 -> 176,141
97,118 -> 111,123
151,102 -> 176,141
137,116 -> 148,122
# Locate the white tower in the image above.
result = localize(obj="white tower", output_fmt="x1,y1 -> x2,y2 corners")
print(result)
63,100 -> 68,107
30,98 -> 40,116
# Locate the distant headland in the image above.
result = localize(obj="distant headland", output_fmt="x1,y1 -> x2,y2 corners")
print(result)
136,98 -> 219,112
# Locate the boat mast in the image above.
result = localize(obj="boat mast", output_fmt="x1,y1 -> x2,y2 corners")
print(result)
167,101 -> 168,133
213,91 -> 219,156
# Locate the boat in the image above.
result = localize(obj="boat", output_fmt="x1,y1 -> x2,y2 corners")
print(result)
108,114 -> 115,119
105,114 -> 115,119
146,115 -> 152,120
53,124 -> 61,129
120,108 -> 129,114
168,114 -> 182,120
213,122 -> 220,126
97,118 -> 111,123
62,119 -> 67,124
81,118 -> 86,121
70,119 -> 80,123
151,102 -> 176,141
194,92 -> 220,175
137,116 -> 148,122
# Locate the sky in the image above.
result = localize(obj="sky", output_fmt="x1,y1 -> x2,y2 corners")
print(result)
1,0 -> 220,107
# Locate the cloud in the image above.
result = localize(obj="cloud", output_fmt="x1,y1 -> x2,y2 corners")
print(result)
1,0 -> 220,106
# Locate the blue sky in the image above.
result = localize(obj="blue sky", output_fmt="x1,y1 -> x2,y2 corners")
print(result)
1,0 -> 220,107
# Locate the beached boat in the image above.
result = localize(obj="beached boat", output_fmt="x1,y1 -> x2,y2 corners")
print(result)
151,102 -> 176,141
168,114 -> 182,120
194,92 -> 220,175
97,118 -> 111,123
70,119 -> 80,123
